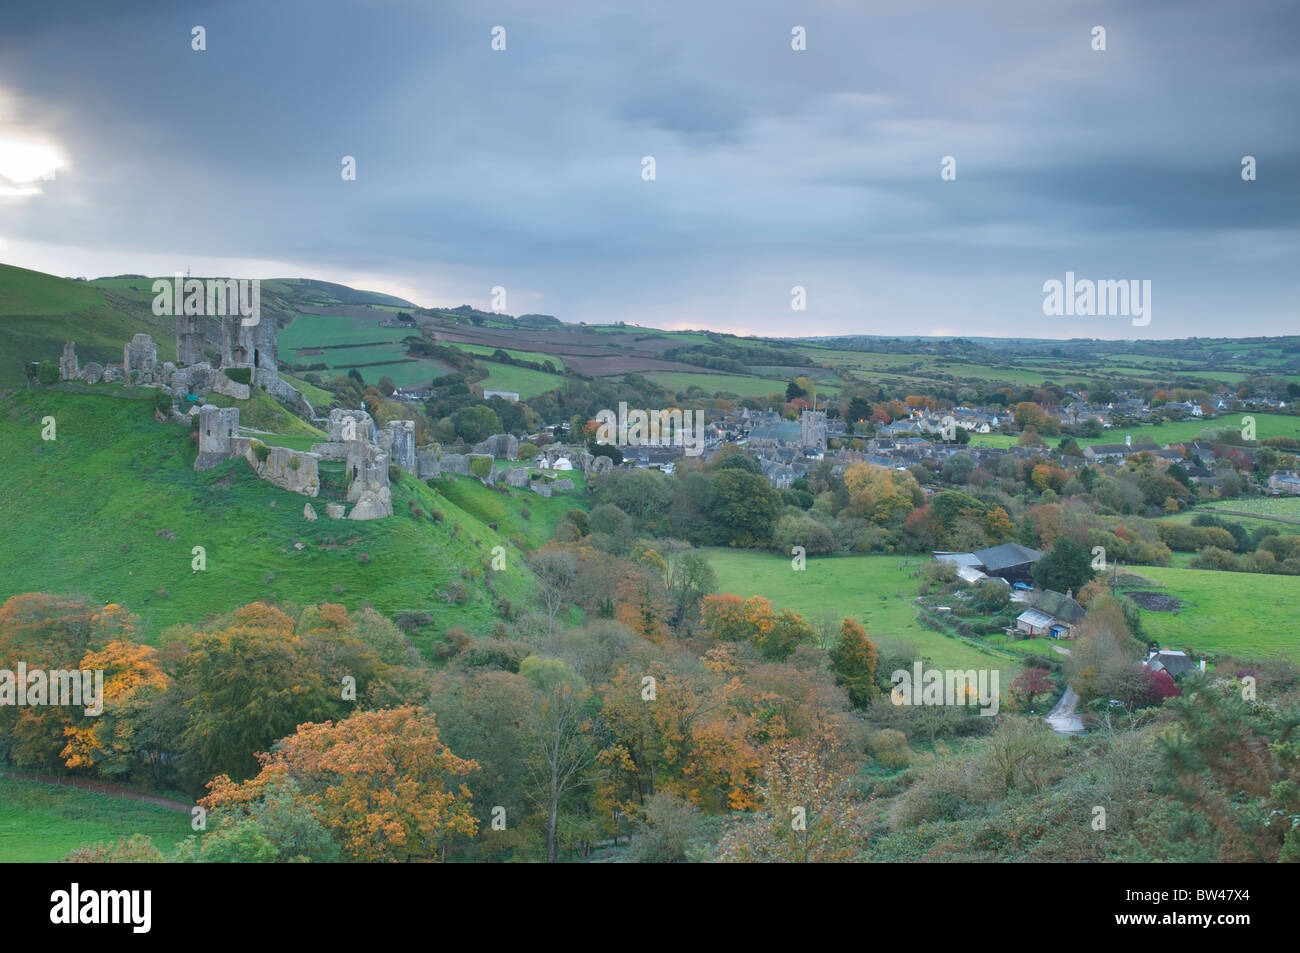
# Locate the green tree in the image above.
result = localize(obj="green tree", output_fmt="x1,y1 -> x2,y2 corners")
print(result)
1032,537 -> 1096,595
704,469 -> 783,547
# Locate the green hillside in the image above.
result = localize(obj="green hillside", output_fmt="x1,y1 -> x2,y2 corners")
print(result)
0,387 -> 567,652
0,264 -> 174,388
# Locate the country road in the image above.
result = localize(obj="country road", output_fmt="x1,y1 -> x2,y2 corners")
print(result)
1046,687 -> 1085,734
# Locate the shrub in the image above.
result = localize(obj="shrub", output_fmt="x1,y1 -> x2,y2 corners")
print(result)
153,388 -> 173,414
36,360 -> 59,385
470,455 -> 493,481
287,457 -> 301,471
252,441 -> 270,463
224,366 -> 252,385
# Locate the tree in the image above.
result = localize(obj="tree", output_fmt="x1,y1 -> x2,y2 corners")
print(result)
663,548 -> 717,634
717,736 -> 866,862
1065,596 -> 1144,702
828,618 -> 878,707
629,792 -> 700,863
704,469 -> 782,547
203,706 -> 479,862
1032,537 -> 1096,595
1010,668 -> 1055,709
519,656 -> 601,863
529,548 -> 578,638
177,603 -> 345,782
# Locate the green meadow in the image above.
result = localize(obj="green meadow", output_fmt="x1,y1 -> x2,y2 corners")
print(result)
0,775 -> 190,863
647,371 -> 841,400
480,363 -> 566,399
701,549 -> 1022,679
1126,566 -> 1299,661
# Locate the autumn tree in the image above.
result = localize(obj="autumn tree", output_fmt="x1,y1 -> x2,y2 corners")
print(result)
717,735 -> 867,862
203,706 -> 479,862
1010,667 -> 1055,709
829,618 -> 878,707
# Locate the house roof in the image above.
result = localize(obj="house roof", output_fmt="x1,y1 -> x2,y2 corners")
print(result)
1017,609 -> 1054,629
1145,650 -> 1198,677
972,542 -> 1044,572
1033,589 -> 1086,624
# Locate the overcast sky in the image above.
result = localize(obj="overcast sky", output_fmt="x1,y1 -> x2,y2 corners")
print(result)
0,0 -> 1296,339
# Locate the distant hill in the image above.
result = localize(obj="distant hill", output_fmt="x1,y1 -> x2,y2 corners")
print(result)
0,264 -> 419,390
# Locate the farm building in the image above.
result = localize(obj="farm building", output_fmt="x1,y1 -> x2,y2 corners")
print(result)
1142,649 -> 1203,678
1015,589 -> 1086,638
936,542 -> 1044,584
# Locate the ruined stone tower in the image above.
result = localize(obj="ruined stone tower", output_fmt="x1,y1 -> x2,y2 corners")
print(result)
195,405 -> 241,470
176,314 -> 205,365
59,341 -> 79,381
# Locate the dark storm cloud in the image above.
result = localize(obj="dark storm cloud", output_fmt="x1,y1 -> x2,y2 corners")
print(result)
0,0 -> 1295,337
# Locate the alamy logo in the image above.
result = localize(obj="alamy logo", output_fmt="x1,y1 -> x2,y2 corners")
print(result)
891,663 -> 1000,716
50,883 -> 151,933
594,402 -> 705,457
1042,272 -> 1150,327
152,274 -> 260,326
0,663 -> 103,716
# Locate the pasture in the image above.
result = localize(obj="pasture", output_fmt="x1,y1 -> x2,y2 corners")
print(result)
0,775 -> 189,863
701,549 -> 1023,678
1125,566 -> 1300,661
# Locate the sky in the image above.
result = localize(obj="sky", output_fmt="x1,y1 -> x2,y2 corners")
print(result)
0,0 -> 1296,339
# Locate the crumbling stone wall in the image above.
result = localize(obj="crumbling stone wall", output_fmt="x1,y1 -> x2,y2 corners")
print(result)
124,333 -> 160,384
378,419 -> 416,472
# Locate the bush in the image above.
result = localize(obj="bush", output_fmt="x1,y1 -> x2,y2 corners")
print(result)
287,457 -> 300,471
469,455 -> 493,481
153,388 -> 173,414
252,441 -> 270,463
224,366 -> 252,385
37,360 -> 60,385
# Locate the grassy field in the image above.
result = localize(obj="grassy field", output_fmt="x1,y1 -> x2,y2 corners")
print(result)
437,474 -> 585,549
701,549 -> 1023,679
279,312 -> 414,350
279,313 -> 456,388
479,363 -> 566,399
0,387 -> 542,649
968,412 -> 1300,449
451,342 -> 565,369
647,371 -> 841,400
1126,566 -> 1300,661
1199,497 -> 1300,520
0,775 -> 189,862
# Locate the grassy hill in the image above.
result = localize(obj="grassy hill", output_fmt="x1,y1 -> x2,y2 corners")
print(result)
0,264 -> 175,388
0,386 -> 577,654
